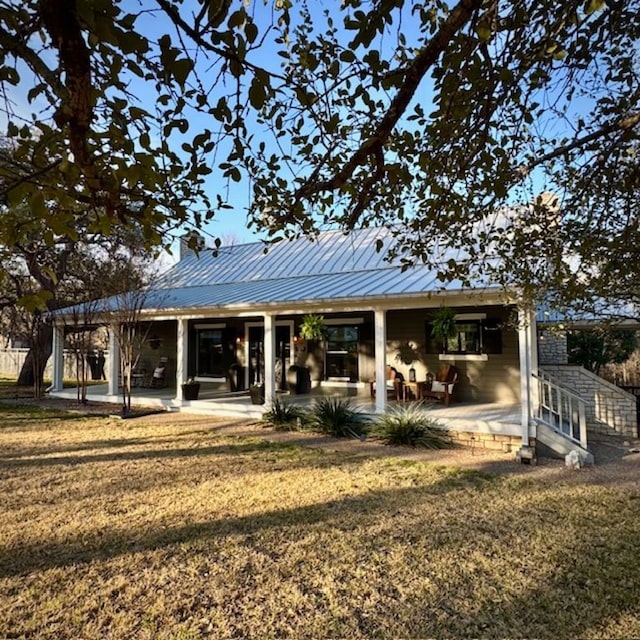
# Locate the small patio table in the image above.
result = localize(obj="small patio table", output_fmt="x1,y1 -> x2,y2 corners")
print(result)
402,380 -> 423,402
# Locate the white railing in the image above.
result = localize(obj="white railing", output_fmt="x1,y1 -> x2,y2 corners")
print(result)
533,371 -> 587,448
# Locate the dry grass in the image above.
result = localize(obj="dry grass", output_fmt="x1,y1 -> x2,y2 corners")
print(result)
1,404 -> 640,639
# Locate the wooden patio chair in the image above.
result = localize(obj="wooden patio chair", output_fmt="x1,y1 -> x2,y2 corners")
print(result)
370,365 -> 403,401
423,364 -> 458,406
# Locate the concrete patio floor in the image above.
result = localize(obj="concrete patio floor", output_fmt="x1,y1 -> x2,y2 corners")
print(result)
50,382 -> 524,442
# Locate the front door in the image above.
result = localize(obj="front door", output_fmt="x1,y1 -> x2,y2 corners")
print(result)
247,324 -> 292,390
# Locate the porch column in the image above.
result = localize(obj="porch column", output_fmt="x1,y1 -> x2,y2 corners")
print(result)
175,318 -> 188,402
374,308 -> 387,413
50,321 -> 64,392
107,325 -> 119,396
263,312 -> 276,406
517,307 -> 537,457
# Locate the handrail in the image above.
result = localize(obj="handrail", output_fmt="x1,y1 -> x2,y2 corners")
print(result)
534,370 -> 585,403
533,371 -> 587,448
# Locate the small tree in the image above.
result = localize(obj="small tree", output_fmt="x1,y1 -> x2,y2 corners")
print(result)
567,328 -> 637,376
63,298 -> 102,404
105,289 -> 153,415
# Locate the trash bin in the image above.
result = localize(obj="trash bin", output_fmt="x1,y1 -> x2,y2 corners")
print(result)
287,365 -> 311,395
228,363 -> 244,392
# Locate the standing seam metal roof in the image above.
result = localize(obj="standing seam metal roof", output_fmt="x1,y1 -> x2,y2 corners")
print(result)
57,227 -> 501,316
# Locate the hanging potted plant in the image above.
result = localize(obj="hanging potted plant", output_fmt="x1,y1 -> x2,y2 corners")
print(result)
430,306 -> 457,352
299,313 -> 327,341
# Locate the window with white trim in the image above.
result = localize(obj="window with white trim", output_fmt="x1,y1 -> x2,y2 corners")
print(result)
426,319 -> 502,355
325,325 -> 359,381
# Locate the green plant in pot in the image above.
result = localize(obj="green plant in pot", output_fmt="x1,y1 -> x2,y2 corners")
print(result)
430,306 -> 457,352
299,314 -> 327,341
298,314 -> 327,386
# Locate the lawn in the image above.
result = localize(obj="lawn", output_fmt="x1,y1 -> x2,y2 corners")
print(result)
1,404 -> 639,639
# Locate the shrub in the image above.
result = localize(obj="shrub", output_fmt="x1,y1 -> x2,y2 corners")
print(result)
309,397 -> 368,438
262,398 -> 307,431
371,403 -> 451,448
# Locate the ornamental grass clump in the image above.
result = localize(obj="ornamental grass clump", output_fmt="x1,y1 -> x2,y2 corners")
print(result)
261,398 -> 308,430
372,403 -> 451,448
309,397 -> 368,438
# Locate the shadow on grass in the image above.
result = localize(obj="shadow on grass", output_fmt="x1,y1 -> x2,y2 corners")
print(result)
0,428 -> 232,460
0,438 -> 322,469
0,474 -> 488,580
1,476 -> 639,639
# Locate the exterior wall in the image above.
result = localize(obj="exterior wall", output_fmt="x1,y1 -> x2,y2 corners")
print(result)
386,305 -> 521,404
542,364 -> 637,437
537,330 -> 568,365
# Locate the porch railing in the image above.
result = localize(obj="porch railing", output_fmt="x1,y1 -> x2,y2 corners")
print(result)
534,370 -> 587,448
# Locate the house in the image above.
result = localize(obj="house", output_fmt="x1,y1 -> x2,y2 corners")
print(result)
48,227 -> 637,463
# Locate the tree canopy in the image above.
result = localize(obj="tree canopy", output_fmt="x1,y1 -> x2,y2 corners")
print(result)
1,0 -> 639,313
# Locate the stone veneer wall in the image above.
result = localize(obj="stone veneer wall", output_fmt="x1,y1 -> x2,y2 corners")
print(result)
449,431 -> 534,453
541,364 -> 637,437
538,330 -> 568,365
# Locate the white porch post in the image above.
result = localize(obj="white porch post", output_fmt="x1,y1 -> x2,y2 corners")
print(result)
176,318 -> 188,402
517,307 -> 537,459
264,313 -> 276,405
374,308 -> 387,413
107,325 -> 119,396
50,322 -> 64,392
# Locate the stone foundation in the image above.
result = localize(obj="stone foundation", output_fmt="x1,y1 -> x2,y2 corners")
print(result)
449,430 -> 533,453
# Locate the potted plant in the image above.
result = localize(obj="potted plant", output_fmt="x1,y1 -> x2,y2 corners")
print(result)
298,314 -> 327,386
249,382 -> 265,405
299,313 -> 327,341
181,377 -> 200,401
430,306 -> 457,352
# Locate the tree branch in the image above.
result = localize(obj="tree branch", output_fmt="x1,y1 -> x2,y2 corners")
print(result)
528,111 -> 640,171
294,0 -> 484,223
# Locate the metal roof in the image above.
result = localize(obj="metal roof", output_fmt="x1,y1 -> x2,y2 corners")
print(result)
156,227 -> 402,288
56,227 -> 502,317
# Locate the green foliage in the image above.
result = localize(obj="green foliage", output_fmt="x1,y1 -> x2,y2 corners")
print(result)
430,307 -> 457,348
1,1 -> 639,317
567,328 -> 637,375
299,314 -> 327,341
309,397 -> 368,439
371,404 -> 451,449
262,398 -> 307,431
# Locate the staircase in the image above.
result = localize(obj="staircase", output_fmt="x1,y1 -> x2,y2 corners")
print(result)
533,371 -> 593,463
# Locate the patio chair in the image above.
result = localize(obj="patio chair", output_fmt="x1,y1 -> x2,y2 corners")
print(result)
423,364 -> 458,406
150,356 -> 169,389
370,365 -> 403,401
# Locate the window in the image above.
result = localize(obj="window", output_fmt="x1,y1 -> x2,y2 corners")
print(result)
446,321 -> 481,354
426,319 -> 502,355
325,325 -> 359,381
196,328 -> 225,377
